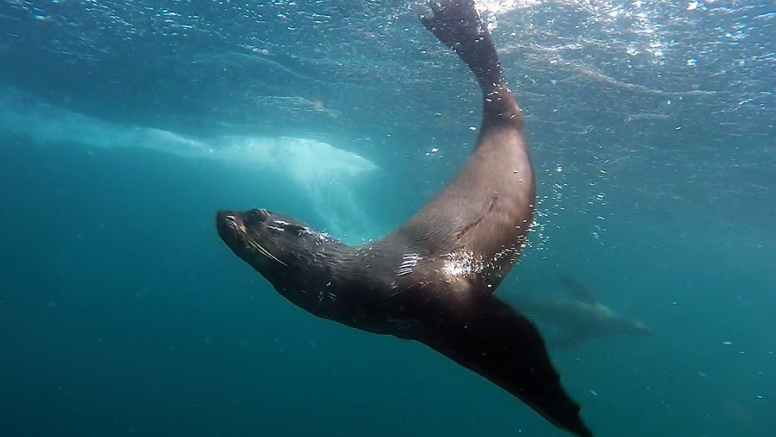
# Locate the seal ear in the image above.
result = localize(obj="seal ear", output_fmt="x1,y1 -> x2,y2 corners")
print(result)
417,294 -> 593,437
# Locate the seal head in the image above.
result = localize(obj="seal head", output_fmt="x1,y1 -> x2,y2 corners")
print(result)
216,209 -> 338,273
216,208 -> 351,297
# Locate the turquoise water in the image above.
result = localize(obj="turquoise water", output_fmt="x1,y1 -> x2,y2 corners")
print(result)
1,1 -> 774,437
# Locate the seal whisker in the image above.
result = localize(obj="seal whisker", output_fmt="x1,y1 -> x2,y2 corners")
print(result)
247,238 -> 288,266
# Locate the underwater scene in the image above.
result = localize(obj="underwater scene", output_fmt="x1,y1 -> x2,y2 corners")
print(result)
0,1 -> 774,436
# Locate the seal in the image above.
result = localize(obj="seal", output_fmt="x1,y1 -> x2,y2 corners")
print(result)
513,276 -> 654,350
215,1 -> 593,436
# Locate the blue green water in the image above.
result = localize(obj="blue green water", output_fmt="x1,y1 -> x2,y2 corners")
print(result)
1,1 -> 774,437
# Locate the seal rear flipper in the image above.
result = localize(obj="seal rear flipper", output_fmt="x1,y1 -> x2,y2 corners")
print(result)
558,275 -> 597,305
418,295 -> 594,437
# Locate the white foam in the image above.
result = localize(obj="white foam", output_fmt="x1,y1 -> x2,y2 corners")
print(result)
211,135 -> 379,243
0,87 -> 379,243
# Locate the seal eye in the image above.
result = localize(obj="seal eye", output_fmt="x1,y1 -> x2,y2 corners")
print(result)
245,208 -> 268,226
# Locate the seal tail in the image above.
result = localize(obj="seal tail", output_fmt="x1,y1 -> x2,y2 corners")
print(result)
420,0 -> 522,128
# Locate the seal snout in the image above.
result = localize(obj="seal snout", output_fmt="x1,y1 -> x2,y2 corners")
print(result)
216,209 -> 239,225
216,209 -> 271,243
215,209 -> 245,242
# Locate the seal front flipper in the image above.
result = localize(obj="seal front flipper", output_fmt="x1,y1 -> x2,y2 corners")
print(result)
400,0 -> 535,294
421,0 -> 523,128
417,294 -> 594,437
559,275 -> 597,305
420,0 -> 501,91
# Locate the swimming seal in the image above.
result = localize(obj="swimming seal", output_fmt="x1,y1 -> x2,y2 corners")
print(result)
215,1 -> 593,436
513,276 -> 654,350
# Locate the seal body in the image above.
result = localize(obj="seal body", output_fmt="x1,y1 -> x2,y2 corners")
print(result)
513,276 -> 654,349
215,1 -> 593,436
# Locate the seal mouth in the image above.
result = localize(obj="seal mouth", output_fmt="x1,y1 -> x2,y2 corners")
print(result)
215,209 -> 287,266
